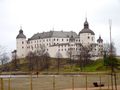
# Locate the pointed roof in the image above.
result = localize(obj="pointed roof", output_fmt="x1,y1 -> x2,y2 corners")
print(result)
16,28 -> 26,39
79,19 -> 95,35
84,18 -> 89,28
97,35 -> 103,43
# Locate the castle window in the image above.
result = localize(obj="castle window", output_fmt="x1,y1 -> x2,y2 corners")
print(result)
92,37 -> 93,41
66,39 -> 68,41
22,41 -> 24,44
62,39 -> 64,41
88,36 -> 90,39
57,39 -> 59,41
54,38 -> 55,41
22,46 -> 24,49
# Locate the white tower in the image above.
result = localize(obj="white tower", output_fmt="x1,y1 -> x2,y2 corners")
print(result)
79,19 -> 95,46
16,28 -> 27,58
97,35 -> 103,56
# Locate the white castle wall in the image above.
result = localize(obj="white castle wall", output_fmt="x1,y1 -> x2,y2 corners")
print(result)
16,38 -> 27,58
80,33 -> 95,45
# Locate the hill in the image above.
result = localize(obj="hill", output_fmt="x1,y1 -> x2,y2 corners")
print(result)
0,58 -> 120,74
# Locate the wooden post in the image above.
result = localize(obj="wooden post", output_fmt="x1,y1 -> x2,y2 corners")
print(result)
0,78 -> 4,90
72,75 -> 74,90
30,74 -> 33,90
111,73 -> 114,90
53,75 -> 55,90
99,75 -> 101,90
114,73 -> 117,90
85,75 -> 87,90
108,75 -> 110,90
8,78 -> 11,90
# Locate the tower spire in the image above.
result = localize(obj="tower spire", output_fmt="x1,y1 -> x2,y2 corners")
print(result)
84,18 -> 89,29
20,26 -> 22,30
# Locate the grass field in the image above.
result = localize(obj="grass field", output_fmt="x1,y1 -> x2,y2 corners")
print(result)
1,74 -> 120,90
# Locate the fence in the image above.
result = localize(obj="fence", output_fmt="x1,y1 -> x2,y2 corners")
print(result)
0,74 -> 120,90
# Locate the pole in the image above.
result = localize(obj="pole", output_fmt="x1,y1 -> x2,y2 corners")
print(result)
111,73 -> 114,90
114,73 -> 117,90
108,75 -> 110,90
53,75 -> 55,90
85,75 -> 87,90
0,78 -> 4,90
99,75 -> 101,90
8,78 -> 11,90
72,75 -> 74,90
109,19 -> 114,90
30,73 -> 33,90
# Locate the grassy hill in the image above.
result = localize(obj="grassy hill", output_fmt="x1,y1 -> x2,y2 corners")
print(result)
0,58 -> 120,74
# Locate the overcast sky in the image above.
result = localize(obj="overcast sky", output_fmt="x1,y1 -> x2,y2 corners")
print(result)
0,0 -> 120,55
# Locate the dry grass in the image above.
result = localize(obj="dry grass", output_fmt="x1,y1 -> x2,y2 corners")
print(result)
1,74 -> 120,90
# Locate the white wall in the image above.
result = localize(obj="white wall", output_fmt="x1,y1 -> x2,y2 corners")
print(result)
16,38 -> 27,58
80,33 -> 95,46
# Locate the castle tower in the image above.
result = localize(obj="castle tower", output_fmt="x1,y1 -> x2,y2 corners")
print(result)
79,19 -> 95,46
97,35 -> 103,56
16,28 -> 27,58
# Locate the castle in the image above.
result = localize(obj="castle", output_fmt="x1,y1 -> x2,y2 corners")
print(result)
16,19 -> 103,59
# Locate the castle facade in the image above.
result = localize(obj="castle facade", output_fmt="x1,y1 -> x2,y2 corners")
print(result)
16,19 -> 103,59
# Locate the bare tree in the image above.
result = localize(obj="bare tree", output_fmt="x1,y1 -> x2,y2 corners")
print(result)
0,45 -> 10,71
43,52 -> 50,72
103,42 -> 119,90
27,44 -> 49,72
26,51 -> 35,71
56,51 -> 63,73
66,46 -> 75,70
77,44 -> 93,71
103,42 -> 116,56
0,45 -> 6,64
0,53 -> 9,65
11,50 -> 20,71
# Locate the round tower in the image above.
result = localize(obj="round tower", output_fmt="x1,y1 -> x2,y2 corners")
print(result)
97,35 -> 103,56
16,28 -> 27,58
79,19 -> 95,45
